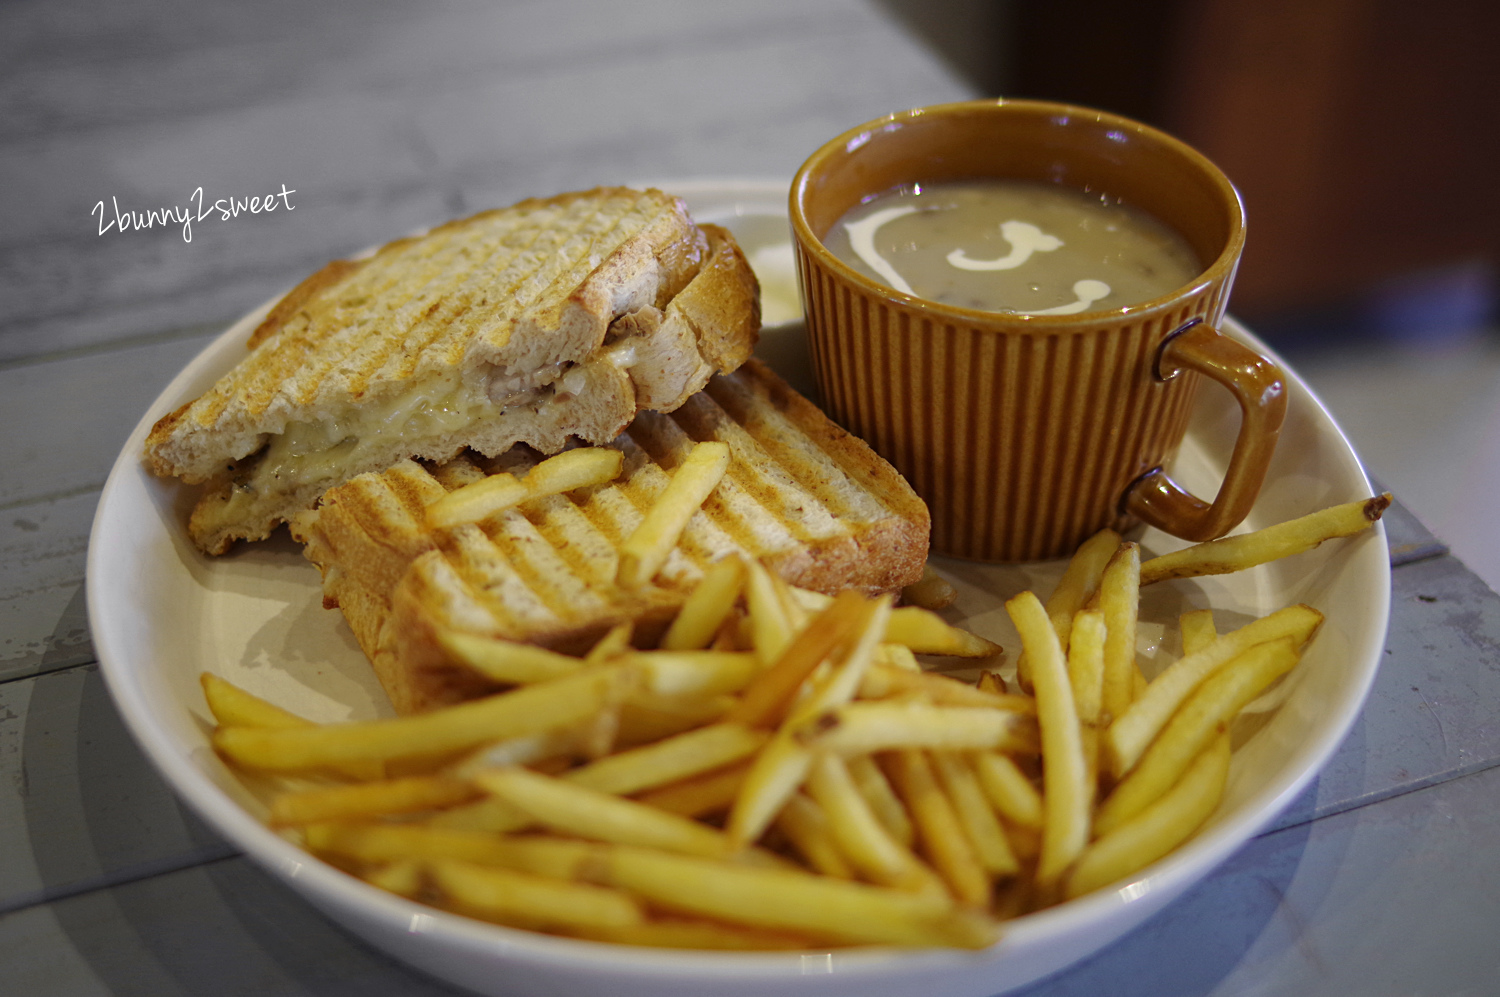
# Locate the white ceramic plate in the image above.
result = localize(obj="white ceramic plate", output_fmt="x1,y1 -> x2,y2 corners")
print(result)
88,182 -> 1390,997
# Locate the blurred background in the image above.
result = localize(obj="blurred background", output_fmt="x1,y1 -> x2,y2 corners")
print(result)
881,0 -> 1500,591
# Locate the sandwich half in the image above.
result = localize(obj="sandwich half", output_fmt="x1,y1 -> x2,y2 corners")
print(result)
292,359 -> 931,713
144,187 -> 759,554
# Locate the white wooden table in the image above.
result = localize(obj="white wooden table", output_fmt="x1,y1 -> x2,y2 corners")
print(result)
3,2 -> 1498,993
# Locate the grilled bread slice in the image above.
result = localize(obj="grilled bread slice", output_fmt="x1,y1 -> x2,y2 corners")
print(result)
291,358 -> 930,713
144,187 -> 759,554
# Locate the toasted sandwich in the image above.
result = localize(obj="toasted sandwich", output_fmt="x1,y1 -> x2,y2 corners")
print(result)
292,358 -> 931,713
144,187 -> 760,554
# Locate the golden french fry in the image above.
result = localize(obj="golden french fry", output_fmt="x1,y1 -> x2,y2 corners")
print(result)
1139,493 -> 1391,585
805,702 -> 1039,756
1098,542 -> 1141,724
787,594 -> 892,726
744,559 -> 797,666
431,859 -> 645,932
425,795 -> 532,833
884,606 -> 1002,658
635,759 -> 752,818
1066,610 -> 1106,727
776,793 -> 856,879
724,589 -> 869,727
1106,604 -> 1323,778
363,860 -> 423,897
930,751 -> 1019,877
660,555 -> 746,650
1179,608 -> 1218,656
804,753 -> 936,892
436,630 -> 584,685
724,730 -> 813,848
563,722 -> 769,796
784,589 -> 999,658
476,766 -> 730,857
1006,590 -> 1090,890
902,565 -> 958,611
971,751 -> 1043,831
616,441 -> 730,589
847,753 -> 916,848
1095,637 -> 1301,835
201,672 -> 310,728
525,447 -> 625,495
425,473 -> 527,530
269,775 -> 479,827
597,845 -> 999,948
426,447 -> 624,530
214,664 -> 634,771
1017,527 -> 1120,690
628,650 -> 758,699
861,663 -> 1038,714
884,749 -> 990,907
1065,735 -> 1230,899
310,822 -> 514,867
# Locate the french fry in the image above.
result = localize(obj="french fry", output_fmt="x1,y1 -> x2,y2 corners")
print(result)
1017,527 -> 1120,690
847,753 -> 916,848
1098,542 -> 1141,724
436,631 -> 584,685
660,555 -> 746,650
476,765 -> 730,858
930,751 -> 1019,877
597,845 -> 999,948
1066,613 -> 1103,804
971,751 -> 1043,831
1064,734 -> 1230,899
804,753 -> 935,892
1006,590 -> 1090,890
1139,493 -> 1391,585
884,606 -> 1002,658
884,749 -> 991,907
776,793 -> 856,879
785,589 -> 1000,658
431,859 -> 645,932
805,702 -> 1039,756
635,759 -> 752,818
426,447 -> 624,530
1105,604 -> 1323,778
787,594 -> 892,726
860,663 -> 1038,714
723,730 -> 813,848
628,650 -> 758,699
563,722 -> 769,796
363,860 -> 423,898
616,441 -> 730,589
214,664 -> 634,771
1095,637 -> 1301,836
269,775 -> 479,826
201,672 -> 311,729
744,559 -> 797,665
724,589 -> 869,727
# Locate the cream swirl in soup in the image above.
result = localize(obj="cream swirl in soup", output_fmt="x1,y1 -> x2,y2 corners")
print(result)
825,180 -> 1201,315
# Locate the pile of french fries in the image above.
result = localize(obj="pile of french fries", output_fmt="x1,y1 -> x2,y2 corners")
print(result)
205,478 -> 1389,951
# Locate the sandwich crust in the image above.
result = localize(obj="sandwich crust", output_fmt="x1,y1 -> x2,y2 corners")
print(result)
292,359 -> 931,714
145,188 -> 759,554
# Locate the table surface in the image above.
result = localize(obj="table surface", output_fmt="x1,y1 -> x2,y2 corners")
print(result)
4,2 -> 1498,994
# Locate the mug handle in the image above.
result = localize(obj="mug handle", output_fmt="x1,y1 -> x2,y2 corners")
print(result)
1122,319 -> 1288,542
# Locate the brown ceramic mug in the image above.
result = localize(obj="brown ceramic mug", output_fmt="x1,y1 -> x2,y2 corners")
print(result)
790,99 -> 1286,562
